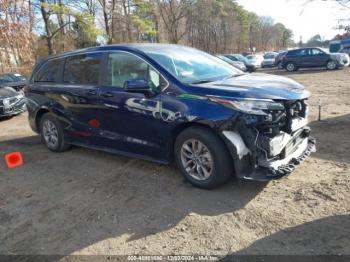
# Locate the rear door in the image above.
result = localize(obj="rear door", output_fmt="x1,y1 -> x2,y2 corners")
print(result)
60,52 -> 103,145
296,49 -> 312,67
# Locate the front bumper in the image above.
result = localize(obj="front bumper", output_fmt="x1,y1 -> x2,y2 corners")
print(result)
223,126 -> 316,181
262,61 -> 275,67
338,59 -> 350,67
0,99 -> 27,117
245,137 -> 316,181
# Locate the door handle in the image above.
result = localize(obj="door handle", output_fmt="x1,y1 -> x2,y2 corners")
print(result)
86,90 -> 97,96
100,92 -> 114,98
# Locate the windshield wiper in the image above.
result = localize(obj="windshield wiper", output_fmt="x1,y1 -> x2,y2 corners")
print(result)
223,74 -> 244,80
190,79 -> 215,84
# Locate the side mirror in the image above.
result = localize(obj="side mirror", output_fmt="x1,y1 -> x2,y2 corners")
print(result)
124,78 -> 151,93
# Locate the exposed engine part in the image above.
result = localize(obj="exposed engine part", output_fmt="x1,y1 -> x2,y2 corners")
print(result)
220,98 -> 315,181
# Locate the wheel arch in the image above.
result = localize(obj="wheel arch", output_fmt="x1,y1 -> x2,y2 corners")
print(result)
35,107 -> 51,133
167,122 -> 235,164
326,59 -> 339,69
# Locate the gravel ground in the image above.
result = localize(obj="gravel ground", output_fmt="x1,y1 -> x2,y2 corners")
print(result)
0,67 -> 349,257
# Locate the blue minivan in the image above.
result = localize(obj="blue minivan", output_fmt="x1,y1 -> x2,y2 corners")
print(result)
26,44 -> 316,189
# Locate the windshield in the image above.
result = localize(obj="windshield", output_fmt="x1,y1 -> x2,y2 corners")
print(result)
0,75 -> 15,84
11,74 -> 26,81
0,74 -> 26,84
216,55 -> 235,65
246,55 -> 256,60
234,54 -> 248,63
264,54 -> 276,59
143,45 -> 242,84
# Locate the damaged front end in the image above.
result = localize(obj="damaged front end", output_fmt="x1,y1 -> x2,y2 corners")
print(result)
220,99 -> 316,181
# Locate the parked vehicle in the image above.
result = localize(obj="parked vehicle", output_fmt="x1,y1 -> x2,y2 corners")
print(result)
0,73 -> 27,92
339,46 -> 350,55
246,54 -> 264,68
338,47 -> 350,66
224,54 -> 258,72
26,44 -> 316,189
0,86 -> 26,118
216,55 -> 247,71
282,47 -> 350,72
329,40 -> 342,53
262,53 -> 278,68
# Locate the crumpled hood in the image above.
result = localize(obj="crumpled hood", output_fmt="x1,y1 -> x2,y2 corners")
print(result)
188,73 -> 310,100
330,52 -> 349,61
0,86 -> 17,98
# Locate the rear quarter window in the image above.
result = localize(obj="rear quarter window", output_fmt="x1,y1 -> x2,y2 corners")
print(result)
63,53 -> 102,85
34,58 -> 63,83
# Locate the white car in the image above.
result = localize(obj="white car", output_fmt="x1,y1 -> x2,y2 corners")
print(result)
262,53 -> 278,67
246,54 -> 264,68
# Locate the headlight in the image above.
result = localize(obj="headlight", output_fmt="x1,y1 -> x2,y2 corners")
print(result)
3,98 -> 10,107
16,94 -> 24,100
209,97 -> 285,115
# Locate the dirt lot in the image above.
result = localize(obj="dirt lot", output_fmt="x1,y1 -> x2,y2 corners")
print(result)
0,68 -> 349,257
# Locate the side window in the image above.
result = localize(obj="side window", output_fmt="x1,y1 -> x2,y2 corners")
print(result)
311,49 -> 324,55
106,52 -> 165,90
298,49 -> 310,56
34,58 -> 63,82
63,53 -> 102,85
228,56 -> 237,61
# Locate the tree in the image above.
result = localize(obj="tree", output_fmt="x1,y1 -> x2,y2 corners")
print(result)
306,34 -> 322,47
156,0 -> 192,44
0,0 -> 35,73
258,16 -> 275,50
37,0 -> 101,54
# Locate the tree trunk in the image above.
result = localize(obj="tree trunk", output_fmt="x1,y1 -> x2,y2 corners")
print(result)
40,0 -> 54,54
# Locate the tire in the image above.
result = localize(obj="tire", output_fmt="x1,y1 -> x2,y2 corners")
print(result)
326,60 -> 337,70
39,113 -> 70,152
285,62 -> 297,72
174,127 -> 233,189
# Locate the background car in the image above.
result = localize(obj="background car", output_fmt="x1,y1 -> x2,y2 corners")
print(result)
0,86 -> 26,118
216,55 -> 247,71
281,47 -> 350,72
246,54 -> 264,69
0,73 -> 27,91
223,54 -> 257,72
338,47 -> 350,65
262,53 -> 278,67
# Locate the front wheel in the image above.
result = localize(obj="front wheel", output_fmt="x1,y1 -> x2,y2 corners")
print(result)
174,127 -> 233,189
285,62 -> 297,72
39,113 -> 70,152
326,60 -> 338,70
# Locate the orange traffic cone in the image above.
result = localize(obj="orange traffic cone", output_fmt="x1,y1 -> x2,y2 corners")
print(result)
5,152 -> 24,168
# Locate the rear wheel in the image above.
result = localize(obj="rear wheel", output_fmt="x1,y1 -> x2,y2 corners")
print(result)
285,62 -> 297,72
174,127 -> 233,189
326,60 -> 337,70
39,113 -> 70,152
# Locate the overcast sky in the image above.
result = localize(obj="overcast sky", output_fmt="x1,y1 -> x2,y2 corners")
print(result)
236,0 -> 349,42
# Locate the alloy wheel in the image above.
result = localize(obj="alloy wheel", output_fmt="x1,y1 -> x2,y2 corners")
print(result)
42,120 -> 59,148
286,63 -> 295,71
327,61 -> 337,70
180,139 -> 213,181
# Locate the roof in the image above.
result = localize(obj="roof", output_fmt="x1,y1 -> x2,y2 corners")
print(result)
43,43 -> 184,61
